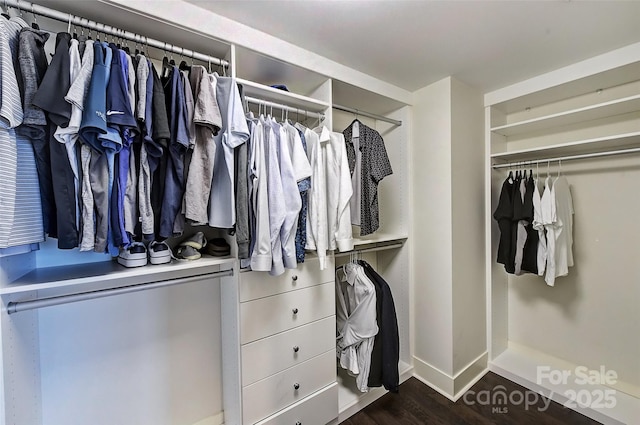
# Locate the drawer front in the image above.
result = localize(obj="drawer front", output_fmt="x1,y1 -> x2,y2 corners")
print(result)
240,257 -> 335,302
242,350 -> 336,425
255,383 -> 338,425
240,282 -> 335,345
242,316 -> 336,386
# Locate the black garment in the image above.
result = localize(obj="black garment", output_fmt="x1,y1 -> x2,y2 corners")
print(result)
358,260 -> 400,393
493,172 -> 516,274
48,122 -> 78,248
150,63 -> 170,240
33,32 -> 72,128
521,174 -> 539,274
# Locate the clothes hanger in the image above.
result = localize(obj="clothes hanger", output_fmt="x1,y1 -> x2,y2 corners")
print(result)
179,48 -> 190,71
1,0 -> 9,19
30,5 -> 39,29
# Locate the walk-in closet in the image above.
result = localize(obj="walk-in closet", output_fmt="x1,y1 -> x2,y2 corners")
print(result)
0,1 -> 637,425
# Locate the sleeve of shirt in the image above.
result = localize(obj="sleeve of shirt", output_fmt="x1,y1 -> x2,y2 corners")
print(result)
226,79 -> 249,149
371,132 -> 393,183
335,133 -> 354,252
290,128 -> 312,182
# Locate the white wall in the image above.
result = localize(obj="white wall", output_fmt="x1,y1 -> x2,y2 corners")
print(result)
412,77 -> 454,377
450,79 -> 486,377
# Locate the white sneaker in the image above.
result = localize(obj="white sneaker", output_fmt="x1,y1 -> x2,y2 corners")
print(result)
117,242 -> 148,268
149,240 -> 172,265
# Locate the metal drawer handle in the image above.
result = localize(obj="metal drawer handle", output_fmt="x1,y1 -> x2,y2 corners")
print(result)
292,308 -> 299,315
293,382 -> 300,390
293,345 -> 299,353
292,275 -> 298,282
295,422 -> 302,425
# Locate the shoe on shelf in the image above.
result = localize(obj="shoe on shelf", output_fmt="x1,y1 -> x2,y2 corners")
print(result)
205,237 -> 231,257
175,245 -> 202,261
149,240 -> 172,265
180,231 -> 207,250
117,242 -> 148,268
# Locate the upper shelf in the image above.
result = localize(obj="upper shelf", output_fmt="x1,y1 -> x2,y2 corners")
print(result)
238,78 -> 329,112
490,132 -> 640,162
491,94 -> 640,137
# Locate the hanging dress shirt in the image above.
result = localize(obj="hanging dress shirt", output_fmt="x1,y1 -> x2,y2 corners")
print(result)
336,262 -> 379,392
551,175 -> 574,281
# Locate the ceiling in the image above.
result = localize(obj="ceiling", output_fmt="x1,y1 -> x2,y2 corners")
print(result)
185,0 -> 640,93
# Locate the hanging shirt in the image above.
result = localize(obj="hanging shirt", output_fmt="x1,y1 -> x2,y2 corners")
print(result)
532,177 -> 547,276
552,175 -> 574,280
343,119 -> 393,236
184,67 -> 221,225
299,124 -> 328,269
540,176 -> 558,286
293,125 -> 311,263
138,57 -> 156,240
336,262 -> 379,393
265,116 -> 286,276
248,116 -> 272,271
493,172 -> 516,273
317,126 -> 354,252
520,173 -> 539,274
208,76 -> 249,229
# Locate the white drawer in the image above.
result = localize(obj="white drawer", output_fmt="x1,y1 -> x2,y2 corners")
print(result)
240,282 -> 335,344
242,316 -> 336,386
240,257 -> 335,302
255,383 -> 338,425
242,350 -> 336,425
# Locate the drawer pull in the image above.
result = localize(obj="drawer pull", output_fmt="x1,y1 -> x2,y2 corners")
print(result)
292,275 -> 298,282
293,382 -> 300,390
295,422 -> 302,425
293,345 -> 299,353
292,307 -> 299,315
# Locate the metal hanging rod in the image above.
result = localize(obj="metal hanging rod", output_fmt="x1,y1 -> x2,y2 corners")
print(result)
332,104 -> 402,126
491,146 -> 640,169
245,96 -> 324,120
4,0 -> 228,67
334,242 -> 404,258
7,269 -> 234,314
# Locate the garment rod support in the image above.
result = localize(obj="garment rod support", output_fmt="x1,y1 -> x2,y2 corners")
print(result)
334,242 -> 405,258
245,96 -> 324,119
4,0 -> 228,67
332,104 -> 402,126
491,146 -> 640,169
6,269 -> 234,314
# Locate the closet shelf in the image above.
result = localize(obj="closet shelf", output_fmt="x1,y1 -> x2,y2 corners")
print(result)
1,256 -> 235,296
491,94 -> 640,137
351,234 -> 407,251
237,78 -> 329,113
490,131 -> 640,162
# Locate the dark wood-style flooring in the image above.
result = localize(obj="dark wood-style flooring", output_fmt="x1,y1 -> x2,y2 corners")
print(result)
341,372 -> 602,424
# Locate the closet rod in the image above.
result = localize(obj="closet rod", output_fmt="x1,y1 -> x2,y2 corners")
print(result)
334,242 -> 405,258
4,0 -> 228,67
6,269 -> 234,314
491,146 -> 640,169
332,104 -> 402,126
245,96 -> 324,119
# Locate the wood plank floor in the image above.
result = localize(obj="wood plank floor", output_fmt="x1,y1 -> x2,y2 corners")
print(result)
341,372 -> 602,424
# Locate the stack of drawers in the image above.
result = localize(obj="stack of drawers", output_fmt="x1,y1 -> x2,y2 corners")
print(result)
238,257 -> 338,424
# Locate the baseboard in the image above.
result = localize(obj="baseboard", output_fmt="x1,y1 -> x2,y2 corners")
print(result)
194,411 -> 224,425
490,343 -> 639,425
412,351 -> 488,401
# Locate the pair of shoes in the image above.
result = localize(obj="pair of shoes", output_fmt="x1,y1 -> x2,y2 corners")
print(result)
204,238 -> 231,257
117,242 -> 148,268
175,232 -> 207,261
149,240 -> 172,265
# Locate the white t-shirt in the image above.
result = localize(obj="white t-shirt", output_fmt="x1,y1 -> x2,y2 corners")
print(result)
552,175 -> 574,278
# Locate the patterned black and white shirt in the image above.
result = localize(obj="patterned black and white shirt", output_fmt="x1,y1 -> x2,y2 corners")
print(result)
343,119 -> 392,236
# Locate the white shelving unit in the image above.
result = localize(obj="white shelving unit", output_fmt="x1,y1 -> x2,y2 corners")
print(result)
485,44 -> 640,425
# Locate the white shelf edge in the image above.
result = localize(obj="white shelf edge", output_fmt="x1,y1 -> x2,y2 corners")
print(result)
352,233 -> 408,247
490,344 -> 639,425
1,256 -> 235,295
490,94 -> 640,136
237,77 -> 330,111
490,131 -> 640,159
